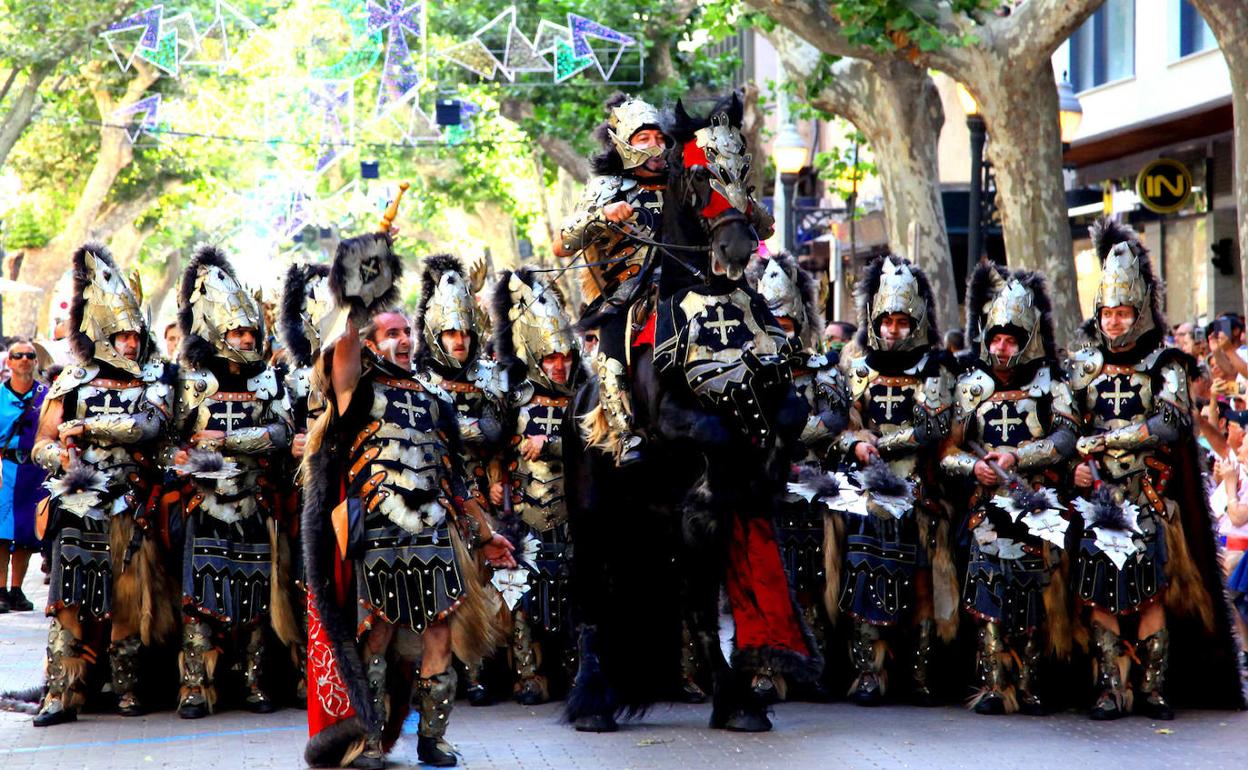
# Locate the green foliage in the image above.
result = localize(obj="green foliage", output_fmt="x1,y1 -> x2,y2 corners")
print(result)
813,125 -> 877,212
3,203 -> 54,249
828,0 -> 989,54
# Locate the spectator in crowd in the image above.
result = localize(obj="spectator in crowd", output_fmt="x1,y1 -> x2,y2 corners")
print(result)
0,338 -> 49,612
824,321 -> 855,353
163,321 -> 182,361
943,329 -> 966,355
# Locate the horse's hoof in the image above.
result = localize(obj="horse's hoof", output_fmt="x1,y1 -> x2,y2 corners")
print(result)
724,709 -> 772,733
574,714 -> 618,732
679,679 -> 708,704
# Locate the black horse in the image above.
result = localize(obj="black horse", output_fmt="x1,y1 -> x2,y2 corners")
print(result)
564,93 -> 819,734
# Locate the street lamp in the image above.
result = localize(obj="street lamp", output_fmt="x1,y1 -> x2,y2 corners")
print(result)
773,121 -> 808,254
1057,72 -> 1084,145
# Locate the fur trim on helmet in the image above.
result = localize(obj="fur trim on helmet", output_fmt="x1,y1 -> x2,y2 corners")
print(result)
280,263 -> 330,368
68,243 -> 116,364
853,254 -> 941,350
964,260 -> 1009,352
413,253 -> 472,366
746,251 -> 824,349
328,232 -> 402,326
1081,217 -> 1167,342
177,243 -> 233,369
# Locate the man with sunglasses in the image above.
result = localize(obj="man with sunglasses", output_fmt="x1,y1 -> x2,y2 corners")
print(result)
0,338 -> 48,613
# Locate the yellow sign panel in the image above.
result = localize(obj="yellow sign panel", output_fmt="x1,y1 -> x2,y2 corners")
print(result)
1136,158 -> 1192,214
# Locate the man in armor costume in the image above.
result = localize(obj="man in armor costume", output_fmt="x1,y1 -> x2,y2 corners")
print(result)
278,261 -> 335,706
488,267 -> 582,705
31,243 -> 178,725
301,232 -> 514,769
171,245 -> 297,719
558,94 -> 670,467
940,263 -> 1077,715
410,254 -> 507,706
1069,219 -> 1244,720
832,254 -> 957,707
746,250 -> 848,700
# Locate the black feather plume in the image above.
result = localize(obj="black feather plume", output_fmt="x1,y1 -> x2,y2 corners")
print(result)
858,458 -> 909,498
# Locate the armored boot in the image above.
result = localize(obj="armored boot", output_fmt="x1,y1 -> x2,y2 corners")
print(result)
848,621 -> 885,707
178,621 -> 217,719
749,665 -> 782,706
970,623 -> 1009,715
679,623 -> 708,703
33,620 -> 89,727
724,668 -> 773,733
911,618 -> 936,706
243,625 -> 276,713
350,653 -> 387,770
416,669 -> 459,767
464,660 -> 492,707
1138,629 -> 1175,721
510,610 -> 547,706
1089,623 -> 1131,721
1017,632 -> 1047,716
109,634 -> 144,717
596,353 -> 643,467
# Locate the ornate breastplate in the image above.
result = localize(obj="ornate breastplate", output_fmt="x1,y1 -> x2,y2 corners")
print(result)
512,393 -> 569,531
349,376 -> 453,535
74,378 -> 147,483
1085,364 -> 1154,477
974,390 -> 1046,452
864,376 -> 919,435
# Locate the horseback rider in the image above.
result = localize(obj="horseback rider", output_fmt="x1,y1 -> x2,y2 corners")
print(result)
558,94 -> 670,467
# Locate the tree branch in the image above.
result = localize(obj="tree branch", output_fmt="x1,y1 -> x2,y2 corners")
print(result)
1001,0 -> 1107,69
743,0 -> 889,63
499,97 -> 589,183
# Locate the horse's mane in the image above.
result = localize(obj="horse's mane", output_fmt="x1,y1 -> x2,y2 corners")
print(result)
667,92 -> 744,143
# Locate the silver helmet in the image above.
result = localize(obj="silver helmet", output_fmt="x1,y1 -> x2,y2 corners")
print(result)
414,254 -> 483,371
68,243 -> 151,376
179,245 -> 265,366
747,251 -> 822,349
491,268 -> 579,394
966,261 -> 1054,369
606,95 -> 666,170
1089,218 -> 1163,350
857,255 -> 937,353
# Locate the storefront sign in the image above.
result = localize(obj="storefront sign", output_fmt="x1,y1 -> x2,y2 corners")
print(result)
1136,158 -> 1192,214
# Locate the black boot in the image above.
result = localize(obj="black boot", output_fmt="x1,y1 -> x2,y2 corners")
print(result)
1138,629 -> 1175,721
464,661 -> 492,707
109,634 -> 144,717
848,621 -> 884,706
1089,623 -> 1130,721
416,670 -> 459,767
33,619 -> 85,727
8,586 -> 33,611
724,670 -> 773,733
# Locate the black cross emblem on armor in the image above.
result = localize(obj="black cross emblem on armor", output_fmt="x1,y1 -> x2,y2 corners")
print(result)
705,305 -> 741,346
988,402 -> 1024,444
359,255 -> 381,283
878,386 -> 905,421
532,408 -> 560,435
394,391 -> 427,427
95,392 -> 126,417
218,401 -> 246,432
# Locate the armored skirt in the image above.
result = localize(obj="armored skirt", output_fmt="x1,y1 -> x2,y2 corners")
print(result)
356,513 -> 465,634
1074,475 -> 1168,616
963,501 -> 1057,635
840,512 -> 921,626
517,522 -> 571,635
183,508 -> 274,628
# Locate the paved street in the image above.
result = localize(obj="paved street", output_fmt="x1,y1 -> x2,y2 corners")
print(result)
1,564 -> 1245,770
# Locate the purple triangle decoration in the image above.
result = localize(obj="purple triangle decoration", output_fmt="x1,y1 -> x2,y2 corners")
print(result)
366,1 -> 425,116
107,5 -> 164,51
567,13 -> 634,58
112,95 -> 162,143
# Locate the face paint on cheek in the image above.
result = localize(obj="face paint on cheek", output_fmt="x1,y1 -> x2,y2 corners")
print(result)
376,337 -> 401,363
